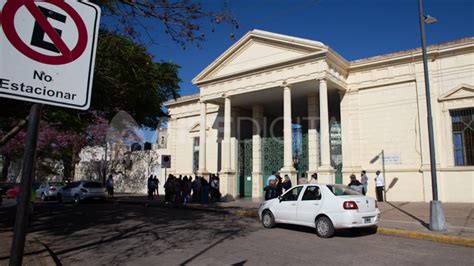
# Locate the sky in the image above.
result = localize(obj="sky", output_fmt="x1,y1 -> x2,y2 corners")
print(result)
143,0 -> 474,97
133,0 -> 474,142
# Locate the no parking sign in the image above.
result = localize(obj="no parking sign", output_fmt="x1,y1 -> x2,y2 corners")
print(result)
0,0 -> 101,110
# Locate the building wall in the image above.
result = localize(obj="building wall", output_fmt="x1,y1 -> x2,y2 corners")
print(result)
342,44 -> 474,202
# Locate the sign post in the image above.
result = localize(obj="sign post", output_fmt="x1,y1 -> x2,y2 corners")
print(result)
9,103 -> 42,266
0,1 -> 100,264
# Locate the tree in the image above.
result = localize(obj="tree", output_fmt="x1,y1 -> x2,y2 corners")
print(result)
93,0 -> 238,47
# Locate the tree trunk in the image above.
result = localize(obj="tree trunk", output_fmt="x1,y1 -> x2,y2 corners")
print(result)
1,154 -> 11,181
0,116 -> 29,147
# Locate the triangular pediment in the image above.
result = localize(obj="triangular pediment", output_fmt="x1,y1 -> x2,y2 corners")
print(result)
189,122 -> 209,133
439,84 -> 474,101
193,30 -> 327,84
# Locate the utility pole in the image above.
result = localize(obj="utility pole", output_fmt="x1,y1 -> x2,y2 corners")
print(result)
417,0 -> 446,231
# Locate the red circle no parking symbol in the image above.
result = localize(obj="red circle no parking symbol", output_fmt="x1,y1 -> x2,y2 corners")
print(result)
1,0 -> 88,65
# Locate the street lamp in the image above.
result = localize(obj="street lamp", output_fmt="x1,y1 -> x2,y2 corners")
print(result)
417,0 -> 446,231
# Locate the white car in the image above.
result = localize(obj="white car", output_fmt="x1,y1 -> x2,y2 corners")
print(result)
36,181 -> 64,201
258,184 -> 380,238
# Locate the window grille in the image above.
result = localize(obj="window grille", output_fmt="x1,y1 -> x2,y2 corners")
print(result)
450,108 -> 474,166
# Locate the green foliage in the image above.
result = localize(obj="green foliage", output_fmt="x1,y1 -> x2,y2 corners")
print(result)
93,31 -> 180,128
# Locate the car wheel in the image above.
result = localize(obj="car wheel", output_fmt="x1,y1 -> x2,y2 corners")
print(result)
315,216 -> 335,238
40,193 -> 46,202
74,195 -> 80,205
262,210 -> 276,228
57,194 -> 62,203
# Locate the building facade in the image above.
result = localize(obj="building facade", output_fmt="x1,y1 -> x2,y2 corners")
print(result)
165,30 -> 474,202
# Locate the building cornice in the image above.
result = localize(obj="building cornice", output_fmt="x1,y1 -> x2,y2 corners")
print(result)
349,37 -> 474,71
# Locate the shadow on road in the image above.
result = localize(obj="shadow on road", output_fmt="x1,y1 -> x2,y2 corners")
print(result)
0,201 -> 258,265
275,223 -> 377,238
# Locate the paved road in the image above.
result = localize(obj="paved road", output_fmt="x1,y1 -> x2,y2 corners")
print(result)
0,202 -> 472,265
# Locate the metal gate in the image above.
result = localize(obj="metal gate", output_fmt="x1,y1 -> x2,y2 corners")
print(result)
262,136 -> 283,182
296,133 -> 309,178
237,139 -> 252,197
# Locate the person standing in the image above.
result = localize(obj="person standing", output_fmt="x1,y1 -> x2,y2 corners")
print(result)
375,170 -> 385,202
282,175 -> 292,192
309,173 -> 318,184
147,174 -> 156,200
348,174 -> 363,194
266,171 -> 277,186
106,174 -> 114,198
360,170 -> 368,195
153,175 -> 159,196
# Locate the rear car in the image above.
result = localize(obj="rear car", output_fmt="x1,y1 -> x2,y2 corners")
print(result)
36,181 -> 64,201
57,181 -> 106,204
258,184 -> 380,238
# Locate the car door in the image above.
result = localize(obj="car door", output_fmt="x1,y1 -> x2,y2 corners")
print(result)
297,185 -> 323,226
272,186 -> 303,223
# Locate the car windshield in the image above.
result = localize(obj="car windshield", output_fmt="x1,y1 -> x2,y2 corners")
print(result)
327,185 -> 362,196
50,182 -> 64,186
83,182 -> 102,188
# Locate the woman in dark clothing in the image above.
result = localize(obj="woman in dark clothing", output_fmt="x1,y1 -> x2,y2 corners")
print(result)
275,175 -> 283,197
282,175 -> 292,192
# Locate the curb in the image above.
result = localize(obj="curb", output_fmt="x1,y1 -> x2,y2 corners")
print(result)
377,227 -> 474,248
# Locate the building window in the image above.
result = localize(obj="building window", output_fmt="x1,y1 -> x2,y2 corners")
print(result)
192,137 -> 200,173
450,108 -> 474,166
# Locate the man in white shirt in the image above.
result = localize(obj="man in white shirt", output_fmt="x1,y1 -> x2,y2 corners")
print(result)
266,171 -> 277,186
375,170 -> 385,202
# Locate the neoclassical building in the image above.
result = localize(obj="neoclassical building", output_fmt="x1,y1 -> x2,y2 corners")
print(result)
165,30 -> 474,202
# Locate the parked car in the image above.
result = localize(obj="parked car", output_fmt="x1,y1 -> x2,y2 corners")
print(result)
36,181 -> 64,201
5,185 -> 20,199
57,181 -> 106,204
258,184 -> 380,238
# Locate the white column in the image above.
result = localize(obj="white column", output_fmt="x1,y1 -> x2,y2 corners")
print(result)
307,93 -> 320,174
281,85 -> 296,185
252,104 -> 263,197
319,79 -> 331,168
198,101 -> 207,174
222,97 -> 232,171
283,86 -> 294,169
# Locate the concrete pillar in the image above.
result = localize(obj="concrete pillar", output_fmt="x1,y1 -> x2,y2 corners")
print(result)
280,85 -> 297,185
318,79 -> 335,183
307,93 -> 320,175
252,104 -> 263,198
220,97 -> 236,200
198,101 -> 207,175
222,97 -> 232,171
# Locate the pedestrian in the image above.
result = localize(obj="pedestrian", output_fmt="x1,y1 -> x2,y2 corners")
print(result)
192,176 -> 202,202
275,175 -> 283,197
147,174 -> 156,200
309,173 -> 318,184
360,170 -> 368,195
153,175 -> 159,196
182,176 -> 191,204
282,174 -> 292,192
375,170 -> 385,202
201,178 -> 210,203
210,174 -> 220,202
348,174 -> 364,194
106,174 -> 114,198
164,175 -> 174,204
266,171 -> 277,186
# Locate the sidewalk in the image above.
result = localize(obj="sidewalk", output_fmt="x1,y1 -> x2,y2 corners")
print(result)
111,193 -> 474,245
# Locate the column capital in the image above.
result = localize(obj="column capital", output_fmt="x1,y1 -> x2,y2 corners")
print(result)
318,78 -> 327,84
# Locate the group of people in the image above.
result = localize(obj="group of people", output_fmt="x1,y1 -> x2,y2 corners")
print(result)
347,170 -> 385,201
162,174 -> 221,205
263,171 -> 293,200
146,175 -> 160,200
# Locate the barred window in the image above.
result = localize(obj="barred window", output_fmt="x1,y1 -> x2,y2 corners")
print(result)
450,108 -> 474,166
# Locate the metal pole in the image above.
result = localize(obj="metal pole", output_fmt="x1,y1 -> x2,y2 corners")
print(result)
382,150 -> 386,202
9,103 -> 43,266
103,142 -> 108,187
417,0 -> 446,231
